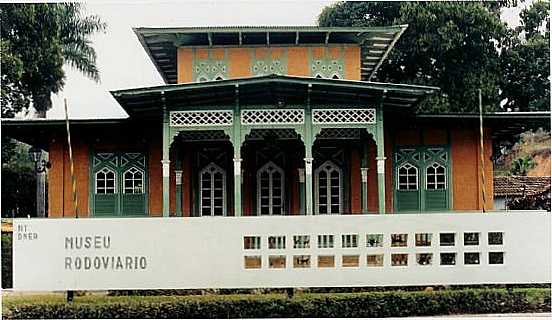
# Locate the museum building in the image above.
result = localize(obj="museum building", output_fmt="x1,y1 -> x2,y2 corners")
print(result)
4,25 -> 548,219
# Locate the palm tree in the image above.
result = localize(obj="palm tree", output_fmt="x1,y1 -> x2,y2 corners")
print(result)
0,3 -> 106,118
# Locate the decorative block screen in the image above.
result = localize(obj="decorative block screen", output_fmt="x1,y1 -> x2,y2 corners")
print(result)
312,108 -> 376,125
241,109 -> 304,125
170,110 -> 233,127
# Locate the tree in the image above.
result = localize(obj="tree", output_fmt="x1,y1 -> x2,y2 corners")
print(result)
318,1 -> 548,113
0,3 -> 106,118
500,0 -> 550,111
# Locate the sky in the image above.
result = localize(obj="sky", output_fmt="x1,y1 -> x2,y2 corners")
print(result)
42,0 -> 527,119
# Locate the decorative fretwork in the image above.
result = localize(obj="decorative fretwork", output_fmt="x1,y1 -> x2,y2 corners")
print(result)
178,130 -> 229,141
317,128 -> 362,139
312,109 -> 376,125
311,58 -> 344,79
241,109 -> 304,125
170,110 -> 233,127
194,60 -> 228,82
252,60 -> 286,76
247,129 -> 299,140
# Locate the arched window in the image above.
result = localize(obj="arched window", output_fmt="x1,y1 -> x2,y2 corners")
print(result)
95,167 -> 116,194
397,163 -> 418,190
315,73 -> 323,79
214,75 -> 224,81
200,163 -> 226,216
257,161 -> 285,215
331,74 -> 340,79
426,163 -> 446,190
315,160 -> 342,214
198,76 -> 208,82
123,167 -> 144,194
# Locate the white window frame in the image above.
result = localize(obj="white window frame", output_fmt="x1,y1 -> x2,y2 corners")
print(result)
397,162 -> 418,191
199,162 -> 227,216
426,162 -> 447,190
95,167 -> 117,194
123,167 -> 144,194
256,161 -> 285,215
314,160 -> 343,214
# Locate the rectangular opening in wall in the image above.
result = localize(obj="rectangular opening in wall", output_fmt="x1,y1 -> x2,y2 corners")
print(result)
391,234 -> 408,247
366,234 -> 383,247
489,252 -> 504,265
464,252 -> 480,265
488,232 -> 504,245
391,253 -> 408,266
416,253 -> 433,266
318,235 -> 334,248
318,255 -> 335,268
293,255 -> 311,268
440,252 -> 456,265
243,236 -> 261,250
342,255 -> 359,267
342,234 -> 358,248
464,232 -> 480,246
367,254 -> 384,267
244,256 -> 262,269
439,233 -> 455,246
415,233 -> 432,247
269,255 -> 286,268
293,235 -> 310,249
268,236 -> 286,249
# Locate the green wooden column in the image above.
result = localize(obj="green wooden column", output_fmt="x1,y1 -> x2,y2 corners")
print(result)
175,154 -> 182,217
361,142 -> 369,213
298,168 -> 305,215
161,94 -> 171,217
233,85 -> 242,216
304,84 -> 314,215
376,94 -> 386,214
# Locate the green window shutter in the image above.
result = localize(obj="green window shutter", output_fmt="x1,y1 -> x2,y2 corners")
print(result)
425,190 -> 447,210
396,191 -> 420,212
121,194 -> 147,216
94,194 -> 118,216
91,152 -> 148,217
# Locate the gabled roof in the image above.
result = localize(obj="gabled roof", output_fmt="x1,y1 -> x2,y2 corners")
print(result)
134,25 -> 408,84
494,176 -> 551,197
110,74 -> 439,118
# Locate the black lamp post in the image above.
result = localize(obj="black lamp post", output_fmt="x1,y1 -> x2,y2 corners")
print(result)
28,146 -> 51,173
28,146 -> 50,217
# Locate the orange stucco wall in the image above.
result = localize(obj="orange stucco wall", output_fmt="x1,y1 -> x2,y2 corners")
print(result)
176,46 -> 361,83
47,133 -> 89,217
450,127 -> 494,211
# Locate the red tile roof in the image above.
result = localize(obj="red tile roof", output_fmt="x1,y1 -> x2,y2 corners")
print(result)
494,176 -> 551,197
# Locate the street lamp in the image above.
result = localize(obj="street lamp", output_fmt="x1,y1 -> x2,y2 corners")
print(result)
28,146 -> 51,173
28,146 -> 51,218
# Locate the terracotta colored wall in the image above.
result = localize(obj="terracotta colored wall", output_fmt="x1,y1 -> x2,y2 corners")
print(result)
47,133 -> 89,217
177,48 -> 193,83
148,138 -> 162,217
366,139 -> 379,212
177,46 -> 361,83
48,136 -> 64,217
344,46 -> 361,81
350,147 -> 361,213
287,47 -> 309,76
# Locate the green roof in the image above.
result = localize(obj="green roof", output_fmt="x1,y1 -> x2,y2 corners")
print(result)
111,74 -> 439,118
134,25 -> 408,84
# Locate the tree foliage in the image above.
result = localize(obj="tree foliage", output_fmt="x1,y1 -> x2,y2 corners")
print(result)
318,1 -> 550,113
0,3 -> 106,117
500,0 -> 550,111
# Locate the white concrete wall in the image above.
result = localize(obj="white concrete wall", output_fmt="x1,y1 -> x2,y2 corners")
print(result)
12,211 -> 551,290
